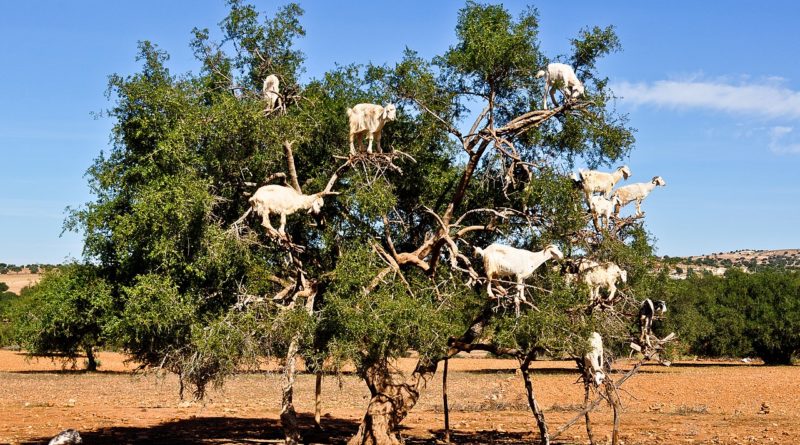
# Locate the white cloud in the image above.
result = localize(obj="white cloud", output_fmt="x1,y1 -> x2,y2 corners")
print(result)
613,78 -> 800,120
767,125 -> 800,154
769,125 -> 793,138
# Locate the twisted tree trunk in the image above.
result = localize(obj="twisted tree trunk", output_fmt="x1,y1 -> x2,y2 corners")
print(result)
347,359 -> 436,445
348,304 -> 495,444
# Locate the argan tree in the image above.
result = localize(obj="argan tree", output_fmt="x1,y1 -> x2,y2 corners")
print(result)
66,1 -> 662,444
13,264 -> 112,371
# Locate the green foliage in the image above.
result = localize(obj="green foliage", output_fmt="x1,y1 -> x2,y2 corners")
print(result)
570,26 -> 621,73
12,265 -> 112,368
0,286 -> 18,346
63,0 -> 651,402
321,246 -> 480,371
443,2 -> 541,92
664,269 -> 800,364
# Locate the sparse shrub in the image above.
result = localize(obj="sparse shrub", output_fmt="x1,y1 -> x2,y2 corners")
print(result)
673,404 -> 709,415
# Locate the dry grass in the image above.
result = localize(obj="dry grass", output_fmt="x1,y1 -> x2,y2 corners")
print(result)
672,403 -> 709,415
0,271 -> 41,294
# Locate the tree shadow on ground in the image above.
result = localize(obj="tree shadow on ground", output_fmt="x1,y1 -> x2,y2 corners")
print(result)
662,362 -> 762,368
414,429 -> 556,444
20,414 -> 561,445
11,369 -> 132,375
20,414 -> 358,445
461,366 -> 575,375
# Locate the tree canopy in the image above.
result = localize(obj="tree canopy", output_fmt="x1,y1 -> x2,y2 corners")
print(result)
61,1 -> 668,443
13,264 -> 112,370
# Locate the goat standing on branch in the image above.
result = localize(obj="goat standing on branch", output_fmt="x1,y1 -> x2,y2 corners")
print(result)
584,332 -> 606,386
613,176 -> 666,217
263,74 -> 281,113
578,165 -> 631,201
347,103 -> 397,155
475,243 -> 564,317
639,298 -> 667,347
588,195 -> 621,231
249,185 -> 337,236
583,262 -> 627,306
536,63 -> 585,110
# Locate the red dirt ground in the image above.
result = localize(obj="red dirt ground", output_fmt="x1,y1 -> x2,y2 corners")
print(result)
0,350 -> 796,444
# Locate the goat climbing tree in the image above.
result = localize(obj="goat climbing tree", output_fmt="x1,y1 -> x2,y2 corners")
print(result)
67,1 -> 667,445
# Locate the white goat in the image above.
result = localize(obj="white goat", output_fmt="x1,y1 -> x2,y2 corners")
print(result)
474,243 -> 564,316
536,63 -> 585,110
559,257 -> 601,285
263,75 -> 281,112
612,176 -> 666,217
578,165 -> 631,200
49,429 -> 82,445
584,332 -> 605,386
588,195 -> 621,230
249,185 -> 335,235
347,103 -> 397,154
583,262 -> 627,305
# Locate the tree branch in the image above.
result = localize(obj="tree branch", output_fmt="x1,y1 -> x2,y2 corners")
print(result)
448,340 -> 522,358
283,140 -> 302,193
407,97 -> 463,140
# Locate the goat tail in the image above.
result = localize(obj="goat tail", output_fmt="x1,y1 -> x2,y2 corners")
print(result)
346,107 -> 354,117
474,246 -> 485,258
535,69 -> 546,79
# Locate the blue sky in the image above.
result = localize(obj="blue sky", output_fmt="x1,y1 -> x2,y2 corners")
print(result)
1,1 -> 798,264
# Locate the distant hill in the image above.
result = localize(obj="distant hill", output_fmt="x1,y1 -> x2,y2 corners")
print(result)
662,249 -> 800,279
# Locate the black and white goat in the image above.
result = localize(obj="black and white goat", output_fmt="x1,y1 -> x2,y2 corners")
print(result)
639,298 -> 667,347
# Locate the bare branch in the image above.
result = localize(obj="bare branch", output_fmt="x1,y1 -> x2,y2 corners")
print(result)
455,224 -> 494,238
493,101 -> 589,138
463,104 -> 491,151
448,340 -> 522,358
262,172 -> 288,186
382,215 -> 399,257
407,97 -> 463,140
231,207 -> 252,227
453,207 -> 514,227
283,141 -> 302,193
371,241 -> 413,295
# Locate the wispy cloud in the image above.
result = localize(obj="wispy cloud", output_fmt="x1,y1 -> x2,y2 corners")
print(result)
768,125 -> 800,154
613,77 -> 800,119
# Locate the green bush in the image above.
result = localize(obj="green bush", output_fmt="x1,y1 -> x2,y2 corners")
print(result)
0,287 -> 20,346
12,264 -> 112,370
665,269 -> 800,364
